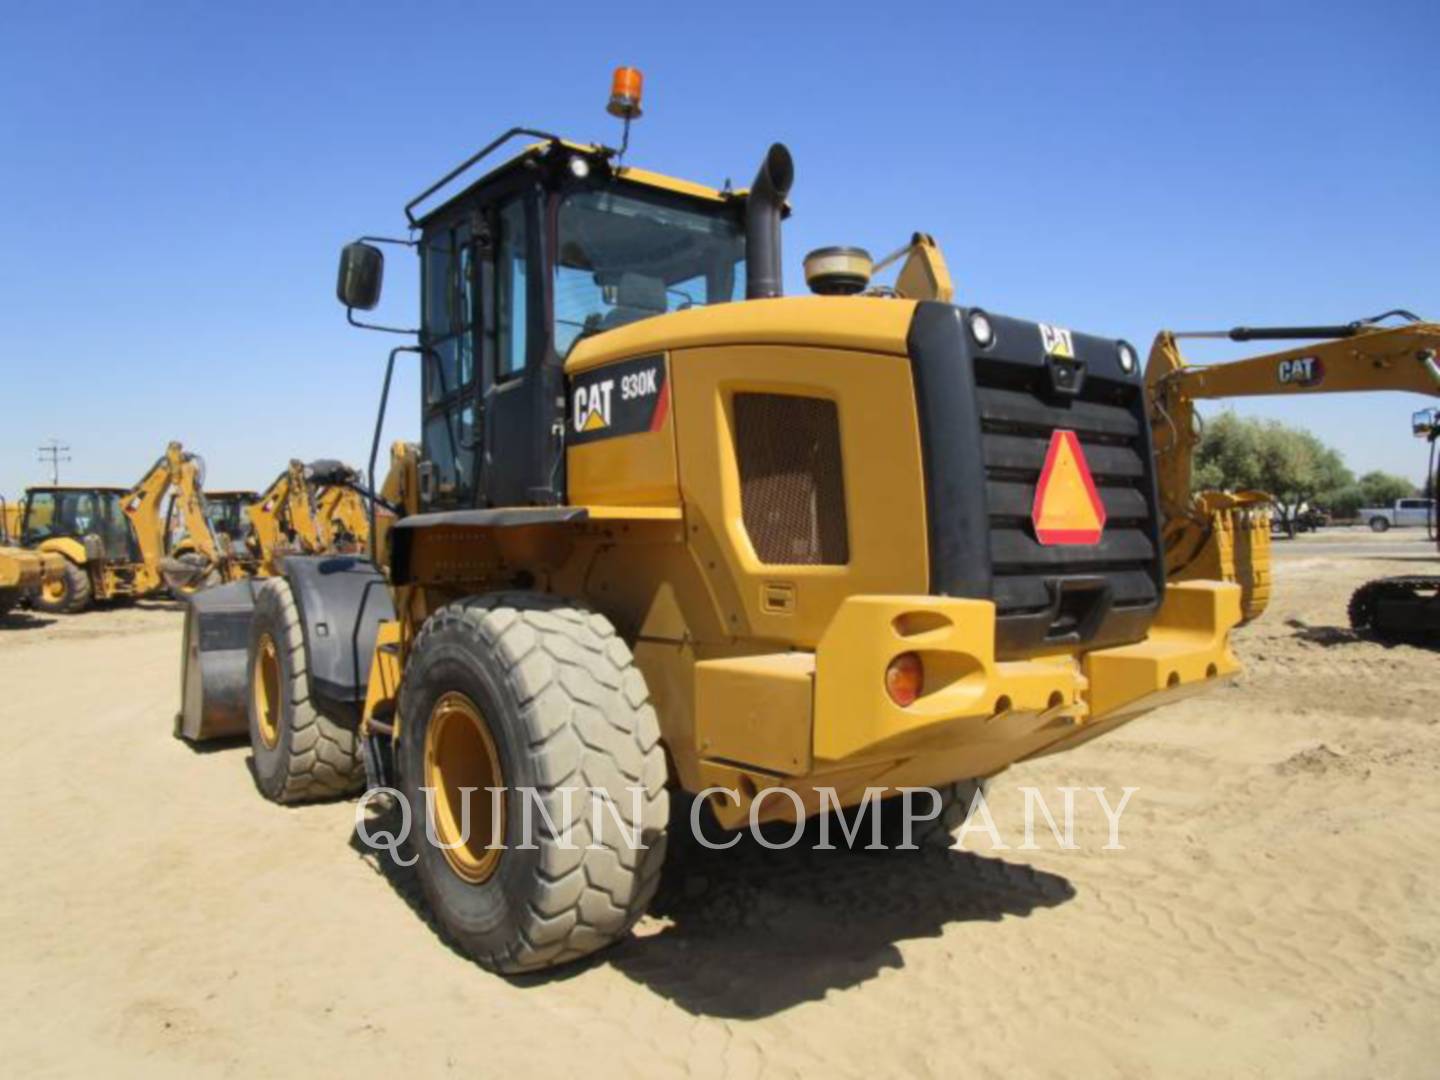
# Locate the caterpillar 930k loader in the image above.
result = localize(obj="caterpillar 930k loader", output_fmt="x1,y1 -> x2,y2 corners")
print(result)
177,74 -> 1240,973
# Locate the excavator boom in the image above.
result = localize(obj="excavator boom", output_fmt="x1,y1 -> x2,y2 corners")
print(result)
1147,320 -> 1440,623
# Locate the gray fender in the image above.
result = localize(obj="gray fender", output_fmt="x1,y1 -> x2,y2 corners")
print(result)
281,556 -> 395,727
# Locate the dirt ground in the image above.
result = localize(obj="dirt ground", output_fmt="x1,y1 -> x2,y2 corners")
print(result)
2,535 -> 1437,1078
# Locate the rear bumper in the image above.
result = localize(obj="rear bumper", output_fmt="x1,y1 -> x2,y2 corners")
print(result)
694,580 -> 1240,827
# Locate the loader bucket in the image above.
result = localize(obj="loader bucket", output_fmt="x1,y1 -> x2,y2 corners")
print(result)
176,579 -> 262,741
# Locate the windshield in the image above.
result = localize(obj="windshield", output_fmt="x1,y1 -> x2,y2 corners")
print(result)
206,497 -> 253,541
554,189 -> 745,354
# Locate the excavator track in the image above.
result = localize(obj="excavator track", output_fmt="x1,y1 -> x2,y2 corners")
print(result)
1347,576 -> 1440,646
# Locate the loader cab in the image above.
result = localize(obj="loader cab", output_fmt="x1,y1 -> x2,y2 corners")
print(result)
21,487 -> 137,562
345,140 -> 749,512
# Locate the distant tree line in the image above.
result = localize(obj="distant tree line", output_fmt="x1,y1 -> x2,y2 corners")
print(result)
1191,413 -> 1419,523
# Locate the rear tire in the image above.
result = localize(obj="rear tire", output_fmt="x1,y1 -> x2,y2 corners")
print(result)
32,557 -> 91,615
246,578 -> 364,803
396,593 -> 669,974
1370,517 -> 1390,533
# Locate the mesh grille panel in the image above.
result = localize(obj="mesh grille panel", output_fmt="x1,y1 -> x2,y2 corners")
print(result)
733,393 -> 849,565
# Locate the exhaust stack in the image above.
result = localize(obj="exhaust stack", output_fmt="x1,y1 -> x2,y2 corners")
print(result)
745,143 -> 794,300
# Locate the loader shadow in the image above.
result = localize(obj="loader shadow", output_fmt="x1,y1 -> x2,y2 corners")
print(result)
349,801 -> 1076,1016
175,733 -> 249,756
0,611 -> 56,631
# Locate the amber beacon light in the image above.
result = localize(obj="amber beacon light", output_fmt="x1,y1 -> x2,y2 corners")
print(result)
607,66 -> 644,118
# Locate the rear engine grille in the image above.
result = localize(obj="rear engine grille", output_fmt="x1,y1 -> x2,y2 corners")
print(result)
973,360 -> 1162,651
733,393 -> 849,566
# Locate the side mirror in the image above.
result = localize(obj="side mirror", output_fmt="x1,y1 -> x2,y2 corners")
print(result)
337,242 -> 384,311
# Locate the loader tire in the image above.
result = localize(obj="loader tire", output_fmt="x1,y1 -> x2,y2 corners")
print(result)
33,557 -> 91,615
395,593 -> 669,974
874,778 -> 991,851
246,578 -> 363,803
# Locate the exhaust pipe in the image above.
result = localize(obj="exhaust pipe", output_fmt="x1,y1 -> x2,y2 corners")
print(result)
745,143 -> 794,300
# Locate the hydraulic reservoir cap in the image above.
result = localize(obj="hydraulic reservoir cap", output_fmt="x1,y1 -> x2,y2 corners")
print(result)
804,246 -> 873,295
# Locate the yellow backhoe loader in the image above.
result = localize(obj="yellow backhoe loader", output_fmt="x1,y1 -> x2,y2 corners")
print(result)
1146,315 -> 1440,625
168,488 -> 260,578
0,498 -> 64,618
178,76 -> 1240,974
245,459 -> 371,576
17,441 -> 219,612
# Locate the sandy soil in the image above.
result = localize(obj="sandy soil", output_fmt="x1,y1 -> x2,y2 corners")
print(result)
1,541 -> 1437,1078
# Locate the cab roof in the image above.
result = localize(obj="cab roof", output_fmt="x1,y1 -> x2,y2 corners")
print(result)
25,485 -> 128,494
413,137 -> 739,229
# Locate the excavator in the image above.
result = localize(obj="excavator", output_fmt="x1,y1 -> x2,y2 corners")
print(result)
1347,407 -> 1440,643
1146,313 -> 1440,635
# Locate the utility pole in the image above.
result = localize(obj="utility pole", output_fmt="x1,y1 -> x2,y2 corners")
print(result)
37,439 -> 70,485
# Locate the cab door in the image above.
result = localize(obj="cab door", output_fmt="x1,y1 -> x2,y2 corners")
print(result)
476,190 -> 559,507
418,219 -> 479,510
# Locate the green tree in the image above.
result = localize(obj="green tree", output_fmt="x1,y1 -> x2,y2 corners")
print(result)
1193,413 -> 1354,524
1356,470 -> 1416,507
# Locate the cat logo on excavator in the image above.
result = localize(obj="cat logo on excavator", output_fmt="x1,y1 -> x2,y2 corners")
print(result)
1031,429 -> 1106,545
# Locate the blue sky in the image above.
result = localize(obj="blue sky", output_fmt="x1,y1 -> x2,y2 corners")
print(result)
2,0 -> 1436,496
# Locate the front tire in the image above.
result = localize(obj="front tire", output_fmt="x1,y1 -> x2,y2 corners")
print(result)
246,578 -> 364,803
396,593 -> 669,974
32,557 -> 91,614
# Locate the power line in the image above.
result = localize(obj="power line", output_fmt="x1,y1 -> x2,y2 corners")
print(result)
37,439 -> 70,485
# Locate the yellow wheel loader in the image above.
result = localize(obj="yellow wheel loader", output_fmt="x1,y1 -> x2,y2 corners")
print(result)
1146,315 -> 1440,625
178,82 -> 1240,973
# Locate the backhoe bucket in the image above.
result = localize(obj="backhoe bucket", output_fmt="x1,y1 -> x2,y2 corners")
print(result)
176,579 -> 262,741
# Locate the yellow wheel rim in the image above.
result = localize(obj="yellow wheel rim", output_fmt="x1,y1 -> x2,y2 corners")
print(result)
253,633 -> 282,750
41,574 -> 66,603
424,691 -> 505,884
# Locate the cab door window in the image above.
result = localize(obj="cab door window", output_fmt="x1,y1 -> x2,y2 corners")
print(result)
496,198 -> 529,379
421,220 -> 478,503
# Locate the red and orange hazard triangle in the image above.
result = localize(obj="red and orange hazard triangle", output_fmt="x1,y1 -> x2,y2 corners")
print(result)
1031,430 -> 1106,545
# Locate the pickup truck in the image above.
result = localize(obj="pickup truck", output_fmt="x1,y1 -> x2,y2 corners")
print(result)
1361,498 -> 1435,532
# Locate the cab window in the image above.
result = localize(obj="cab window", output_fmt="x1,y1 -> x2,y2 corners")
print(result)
497,198 -> 529,379
553,189 -> 745,355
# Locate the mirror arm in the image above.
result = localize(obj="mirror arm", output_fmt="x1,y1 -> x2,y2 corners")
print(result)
343,235 -> 418,333
367,345 -> 430,569
347,308 -> 418,335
